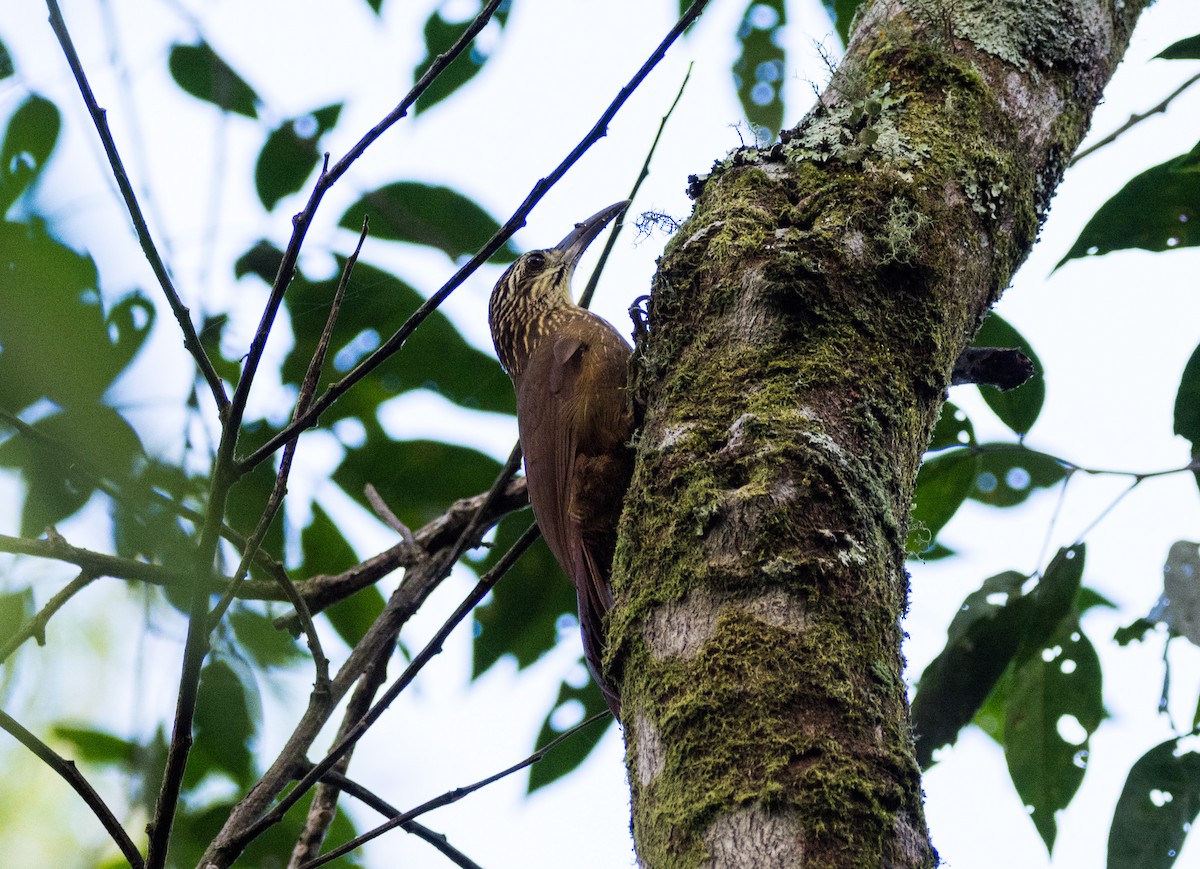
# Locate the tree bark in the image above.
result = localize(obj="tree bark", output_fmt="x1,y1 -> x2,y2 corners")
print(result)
611,0 -> 1150,865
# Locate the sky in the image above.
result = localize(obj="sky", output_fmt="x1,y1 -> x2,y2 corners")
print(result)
1,0 -> 1200,867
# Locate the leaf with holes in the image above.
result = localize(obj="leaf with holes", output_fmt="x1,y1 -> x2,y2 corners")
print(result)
528,675 -> 613,793
967,445 -> 1068,508
912,571 -> 1030,767
0,95 -> 60,212
255,103 -> 342,211
1005,616 -> 1104,852
1058,140 -> 1200,266
732,0 -> 787,140
413,4 -> 510,114
1108,736 -> 1200,869
928,401 -> 975,451
821,0 -> 865,45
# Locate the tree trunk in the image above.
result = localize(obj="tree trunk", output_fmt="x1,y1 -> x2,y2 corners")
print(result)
610,0 -> 1150,865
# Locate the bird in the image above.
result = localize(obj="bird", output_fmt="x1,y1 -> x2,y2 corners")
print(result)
488,201 -> 635,717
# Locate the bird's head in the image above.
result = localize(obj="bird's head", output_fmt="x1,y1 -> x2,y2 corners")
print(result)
489,200 -> 628,374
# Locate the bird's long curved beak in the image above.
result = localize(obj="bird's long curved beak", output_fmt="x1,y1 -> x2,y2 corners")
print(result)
553,200 -> 630,265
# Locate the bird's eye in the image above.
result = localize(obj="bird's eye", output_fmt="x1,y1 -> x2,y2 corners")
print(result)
525,251 -> 547,270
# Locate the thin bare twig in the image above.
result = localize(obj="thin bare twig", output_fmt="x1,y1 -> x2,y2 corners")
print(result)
44,0 -> 228,413
226,0 -> 507,480
242,523 -> 541,848
301,712 -> 611,868
236,0 -> 715,475
315,771 -> 484,869
365,483 -> 417,547
1071,71 -> 1200,164
0,708 -> 145,869
0,571 -> 98,666
578,62 -> 693,310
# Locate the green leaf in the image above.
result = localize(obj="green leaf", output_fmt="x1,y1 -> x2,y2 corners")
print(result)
334,437 -> 500,532
189,658 -> 259,789
1058,141 -> 1200,265
255,103 -> 343,210
337,181 -> 518,262
927,401 -> 975,451
0,222 -> 149,411
223,420 -> 286,571
0,95 -> 60,212
168,42 -> 259,118
528,675 -> 612,793
1018,545 -> 1086,662
732,0 -> 787,141
821,0 -> 864,45
364,0 -> 384,13
906,449 -> 979,553
1005,617 -> 1103,852
0,588 -> 33,653
0,39 -> 13,80
52,726 -> 139,767
240,243 -> 513,417
413,4 -> 510,114
229,607 -> 303,668
1174,339 -> 1200,449
911,571 -> 1030,767
1108,736 -> 1200,869
974,314 -> 1044,435
473,516 -> 573,677
301,504 -> 385,648
0,404 -> 143,536
1156,34 -> 1200,60
967,445 -> 1068,507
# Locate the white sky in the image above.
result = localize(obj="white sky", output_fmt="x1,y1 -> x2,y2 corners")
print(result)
1,0 -> 1200,867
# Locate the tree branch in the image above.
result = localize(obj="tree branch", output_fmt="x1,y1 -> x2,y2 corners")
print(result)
1071,70 -> 1200,164
0,708 -> 145,869
236,0 -> 715,475
0,570 -> 97,665
44,0 -> 228,413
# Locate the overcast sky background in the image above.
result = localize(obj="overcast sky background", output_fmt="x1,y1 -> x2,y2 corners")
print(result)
2,0 -> 1200,866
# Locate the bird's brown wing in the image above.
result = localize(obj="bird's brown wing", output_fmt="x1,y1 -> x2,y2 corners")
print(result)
516,329 -> 629,715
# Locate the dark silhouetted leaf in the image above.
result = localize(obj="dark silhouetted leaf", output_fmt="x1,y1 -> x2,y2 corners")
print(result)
821,0 -> 864,45
1174,339 -> 1200,451
912,571 -> 1030,766
1157,35 -> 1200,59
1018,545 -> 1086,662
168,42 -> 259,118
967,445 -> 1068,508
528,675 -> 612,793
337,181 -> 519,261
1059,140 -> 1200,265
1005,616 -> 1103,852
413,4 -> 510,114
255,103 -> 342,210
364,0 -> 383,13
928,401 -> 975,451
906,449 -> 979,553
732,0 -> 787,140
0,94 -> 60,212
1108,736 -> 1200,869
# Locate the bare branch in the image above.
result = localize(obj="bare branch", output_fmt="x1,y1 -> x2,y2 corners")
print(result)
1071,71 -> 1200,164
365,483 -> 417,548
236,0 -> 715,475
0,708 -> 145,869
578,62 -> 693,310
300,712 -> 611,868
0,571 -> 97,665
43,0 -> 228,413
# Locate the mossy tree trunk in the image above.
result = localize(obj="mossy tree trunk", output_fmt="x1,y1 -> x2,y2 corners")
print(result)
609,0 -> 1150,865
